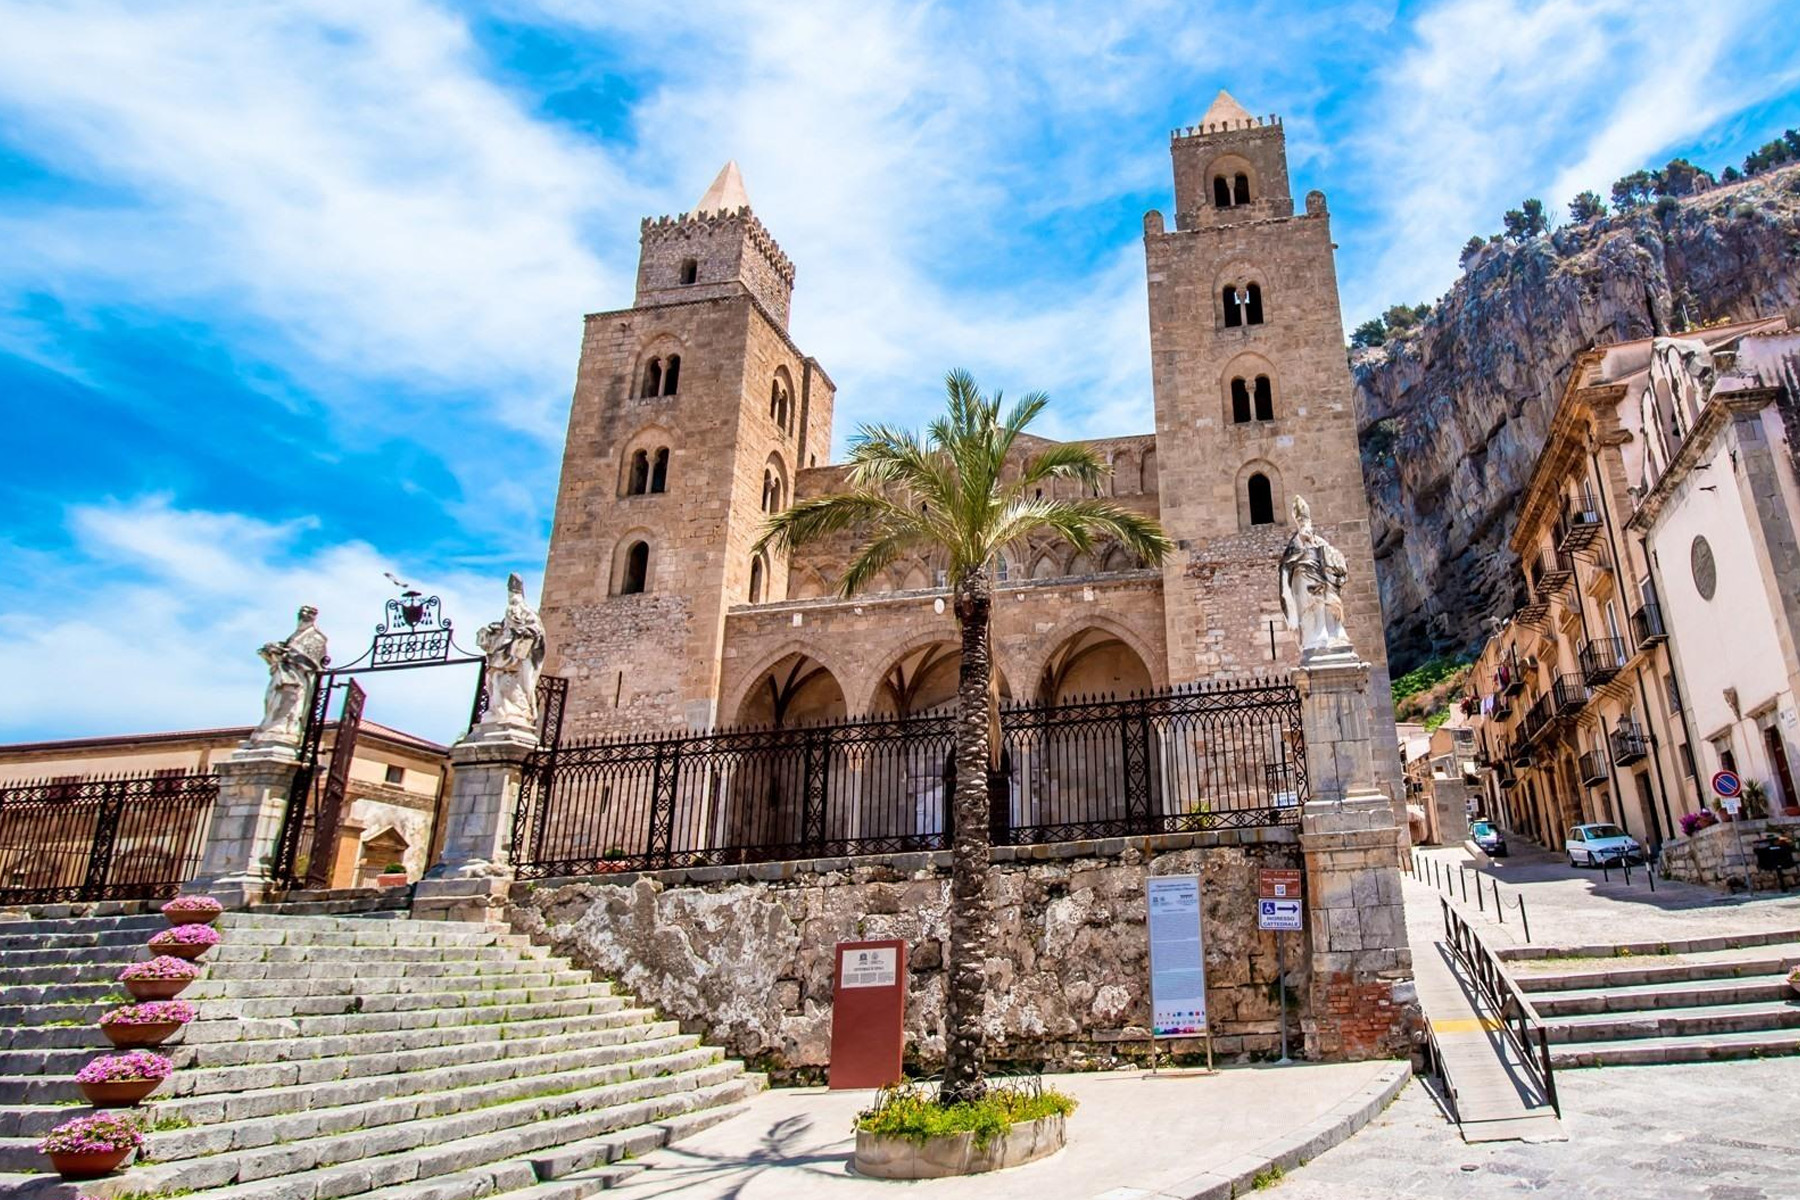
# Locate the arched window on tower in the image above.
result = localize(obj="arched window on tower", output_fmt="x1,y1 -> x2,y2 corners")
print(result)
1247,473 -> 1275,526
1230,378 -> 1252,424
1222,285 -> 1243,328
769,376 -> 792,432
640,358 -> 662,398
620,541 -> 650,595
1254,375 -> 1273,421
650,447 -> 669,493
762,469 -> 784,513
1246,283 -> 1264,325
679,258 -> 698,285
1213,176 -> 1232,208
1233,172 -> 1251,205
662,355 -> 681,395
627,449 -> 650,495
748,556 -> 765,604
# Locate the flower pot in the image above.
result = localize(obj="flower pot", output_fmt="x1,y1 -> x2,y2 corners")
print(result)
47,1147 -> 134,1180
102,1021 -> 182,1049
78,1077 -> 162,1107
151,941 -> 210,961
375,872 -> 408,888
164,909 -> 220,927
125,976 -> 192,1001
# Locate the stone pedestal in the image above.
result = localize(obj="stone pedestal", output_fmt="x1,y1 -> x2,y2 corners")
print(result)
413,720 -> 537,923
1430,773 -> 1471,846
1294,652 -> 1420,1061
186,742 -> 304,909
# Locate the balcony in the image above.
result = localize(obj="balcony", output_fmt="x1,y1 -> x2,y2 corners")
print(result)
1631,602 -> 1668,650
1519,694 -> 1553,745
1550,674 -> 1590,718
1578,749 -> 1610,787
1556,489 -> 1604,554
1497,764 -> 1519,790
1611,723 -> 1649,767
1515,596 -> 1551,627
1509,734 -> 1536,766
1498,660 -> 1526,697
1491,693 -> 1513,720
1529,549 -> 1575,597
1579,637 -> 1627,687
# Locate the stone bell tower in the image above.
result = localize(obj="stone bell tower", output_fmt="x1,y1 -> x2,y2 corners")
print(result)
1144,90 -> 1403,806
540,162 -> 836,739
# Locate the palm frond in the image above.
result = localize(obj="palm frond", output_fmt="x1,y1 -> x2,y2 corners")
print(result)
836,529 -> 923,597
752,492 -> 917,558
1010,442 -> 1109,497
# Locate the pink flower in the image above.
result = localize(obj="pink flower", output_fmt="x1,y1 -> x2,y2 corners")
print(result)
148,924 -> 221,947
119,956 -> 202,982
99,1001 -> 196,1027
160,894 -> 223,914
38,1112 -> 145,1155
75,1052 -> 175,1084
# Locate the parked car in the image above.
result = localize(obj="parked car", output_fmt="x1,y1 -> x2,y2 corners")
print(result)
1565,823 -> 1643,867
1471,820 -> 1508,857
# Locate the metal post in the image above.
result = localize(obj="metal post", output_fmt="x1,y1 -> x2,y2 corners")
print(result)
1459,864 -> 1468,903
1276,929 -> 1291,1065
1476,872 -> 1485,913
1519,895 -> 1532,944
1493,877 -> 1504,924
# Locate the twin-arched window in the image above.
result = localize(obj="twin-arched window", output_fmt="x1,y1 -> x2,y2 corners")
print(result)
624,447 -> 670,495
640,354 -> 681,398
762,468 -> 786,513
1230,376 -> 1275,423
770,368 -> 795,435
1212,172 -> 1251,207
1222,283 -> 1265,328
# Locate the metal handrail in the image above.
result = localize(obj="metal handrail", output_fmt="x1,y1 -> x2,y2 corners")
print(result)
1439,896 -> 1560,1116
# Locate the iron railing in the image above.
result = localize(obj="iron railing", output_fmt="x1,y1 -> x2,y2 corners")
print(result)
1578,638 -> 1626,687
1577,750 -> 1610,787
1610,723 -> 1649,767
511,679 -> 1306,878
1549,674 -> 1589,717
0,772 -> 218,904
1556,489 -> 1603,554
1528,550 -> 1574,597
1441,897 -> 1560,1116
1630,603 -> 1667,649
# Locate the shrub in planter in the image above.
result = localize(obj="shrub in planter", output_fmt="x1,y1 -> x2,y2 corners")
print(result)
147,923 -> 221,960
75,1051 -> 174,1107
118,956 -> 202,1001
99,1000 -> 196,1048
853,1082 -> 1077,1179
160,894 -> 223,927
1679,810 -> 1719,837
38,1111 -> 145,1179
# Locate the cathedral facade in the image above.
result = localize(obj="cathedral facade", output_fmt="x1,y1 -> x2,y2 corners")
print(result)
538,91 -> 1401,799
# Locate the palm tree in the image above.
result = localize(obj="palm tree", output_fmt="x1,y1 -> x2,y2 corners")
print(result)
754,369 -> 1172,1103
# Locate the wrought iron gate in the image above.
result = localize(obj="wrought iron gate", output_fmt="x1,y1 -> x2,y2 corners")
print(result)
0,772 -> 219,903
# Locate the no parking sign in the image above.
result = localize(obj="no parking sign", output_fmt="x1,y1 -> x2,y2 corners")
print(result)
1713,770 -> 1743,814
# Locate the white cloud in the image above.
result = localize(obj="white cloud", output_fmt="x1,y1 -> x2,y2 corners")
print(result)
0,497 -> 510,744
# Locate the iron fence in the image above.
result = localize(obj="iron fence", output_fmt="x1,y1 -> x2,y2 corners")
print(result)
0,771 -> 218,903
511,678 -> 1306,878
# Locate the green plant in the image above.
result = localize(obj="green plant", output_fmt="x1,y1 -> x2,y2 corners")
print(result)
855,1082 -> 1076,1148
1252,1163 -> 1286,1189
382,862 -> 406,874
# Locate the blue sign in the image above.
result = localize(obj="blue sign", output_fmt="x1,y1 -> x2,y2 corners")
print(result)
1712,770 -> 1742,799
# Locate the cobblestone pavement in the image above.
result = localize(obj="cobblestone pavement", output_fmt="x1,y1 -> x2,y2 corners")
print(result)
1270,1058 -> 1800,1198
1412,839 -> 1800,950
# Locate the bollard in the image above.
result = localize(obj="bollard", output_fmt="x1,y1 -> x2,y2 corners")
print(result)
1519,894 -> 1532,944
1476,872 -> 1486,913
1493,877 -> 1504,925
1460,864 -> 1469,904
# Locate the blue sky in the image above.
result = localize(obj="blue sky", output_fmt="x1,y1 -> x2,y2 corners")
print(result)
3,0 -> 1798,745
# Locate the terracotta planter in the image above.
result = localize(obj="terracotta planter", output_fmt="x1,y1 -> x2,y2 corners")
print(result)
78,1077 -> 162,1107
150,941 -> 210,961
854,1114 -> 1067,1179
47,1147 -> 134,1180
102,1021 -> 183,1049
164,910 -> 220,927
375,872 -> 408,888
124,977 -> 192,1001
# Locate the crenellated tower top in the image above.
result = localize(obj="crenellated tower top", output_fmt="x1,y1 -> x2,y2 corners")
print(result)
634,161 -> 797,327
1167,90 -> 1294,231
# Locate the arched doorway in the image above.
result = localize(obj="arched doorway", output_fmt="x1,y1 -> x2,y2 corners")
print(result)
864,642 -> 1013,841
1036,628 -> 1155,704
719,653 -> 848,856
1024,630 -> 1158,833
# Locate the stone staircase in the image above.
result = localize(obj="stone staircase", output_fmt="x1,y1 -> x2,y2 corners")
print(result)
1513,938 -> 1800,1067
0,906 -> 763,1200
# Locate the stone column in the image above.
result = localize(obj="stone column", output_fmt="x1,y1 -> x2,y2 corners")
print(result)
187,743 -> 304,909
1430,772 -> 1472,846
412,721 -> 538,923
1295,649 -> 1419,1061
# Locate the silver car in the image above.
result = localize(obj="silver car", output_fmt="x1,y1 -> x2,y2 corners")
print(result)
1565,823 -> 1643,867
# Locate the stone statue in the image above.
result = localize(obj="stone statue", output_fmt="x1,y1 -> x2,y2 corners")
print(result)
476,573 -> 547,728
1278,496 -> 1353,658
249,606 -> 328,747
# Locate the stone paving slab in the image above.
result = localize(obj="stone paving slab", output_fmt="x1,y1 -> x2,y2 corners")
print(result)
605,1062 -> 1409,1200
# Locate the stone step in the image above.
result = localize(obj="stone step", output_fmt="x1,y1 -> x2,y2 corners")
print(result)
1543,1000 -> 1800,1045
55,1062 -> 751,1200
1530,975 -> 1796,1017
0,1006 -> 662,1088
182,969 -> 595,1001
1551,1027 -> 1800,1067
526,1101 -> 749,1181
1513,953 -> 1800,993
0,951 -> 574,987
0,942 -> 538,969
196,980 -> 618,1021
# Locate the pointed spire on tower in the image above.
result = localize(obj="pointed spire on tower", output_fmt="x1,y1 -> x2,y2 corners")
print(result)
691,161 -> 751,216
1200,89 -> 1255,128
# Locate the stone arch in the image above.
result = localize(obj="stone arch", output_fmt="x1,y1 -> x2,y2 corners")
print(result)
618,423 -> 677,497
730,648 -> 849,729
853,631 -> 1017,719
1029,550 -> 1060,580
1235,460 -> 1282,528
1218,353 -> 1279,426
1206,153 -> 1259,208
761,452 -> 789,514
789,567 -> 829,600
630,335 -> 687,400
769,365 -> 796,435
1110,448 -> 1138,496
1215,261 -> 1269,329
609,529 -> 657,595
1019,614 -> 1166,702
897,560 -> 931,592
1139,448 -> 1158,494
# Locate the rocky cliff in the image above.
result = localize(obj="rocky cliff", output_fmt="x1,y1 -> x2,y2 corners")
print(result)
1359,164 -> 1800,673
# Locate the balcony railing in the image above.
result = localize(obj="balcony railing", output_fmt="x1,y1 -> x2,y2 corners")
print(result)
1578,637 -> 1627,687
1497,763 -> 1519,789
1556,489 -> 1604,554
1550,674 -> 1590,718
1496,654 -> 1526,697
1631,603 -> 1668,650
1578,750 -> 1610,787
1519,694 -> 1553,745
1529,549 -> 1575,597
1610,723 -> 1649,767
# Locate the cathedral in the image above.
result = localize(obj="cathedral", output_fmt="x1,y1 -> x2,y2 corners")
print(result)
538,89 -> 1401,798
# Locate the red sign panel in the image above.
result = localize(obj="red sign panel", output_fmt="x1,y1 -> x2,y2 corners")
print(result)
828,939 -> 908,1090
1259,869 -> 1304,900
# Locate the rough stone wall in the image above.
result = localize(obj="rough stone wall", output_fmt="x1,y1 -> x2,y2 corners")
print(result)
1660,816 -> 1800,891
508,833 -> 1310,1076
1361,163 -> 1800,673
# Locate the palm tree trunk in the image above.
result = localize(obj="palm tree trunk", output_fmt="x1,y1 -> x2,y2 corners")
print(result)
942,569 -> 994,1105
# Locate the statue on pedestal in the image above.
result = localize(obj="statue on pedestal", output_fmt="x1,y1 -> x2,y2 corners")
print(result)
1278,496 -> 1353,659
476,574 -> 546,729
249,606 -> 328,747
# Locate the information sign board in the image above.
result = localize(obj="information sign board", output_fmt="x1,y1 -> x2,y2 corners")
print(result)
828,939 -> 907,1089
1147,875 -> 1208,1038
1258,898 -> 1303,932
1259,869 -> 1303,900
